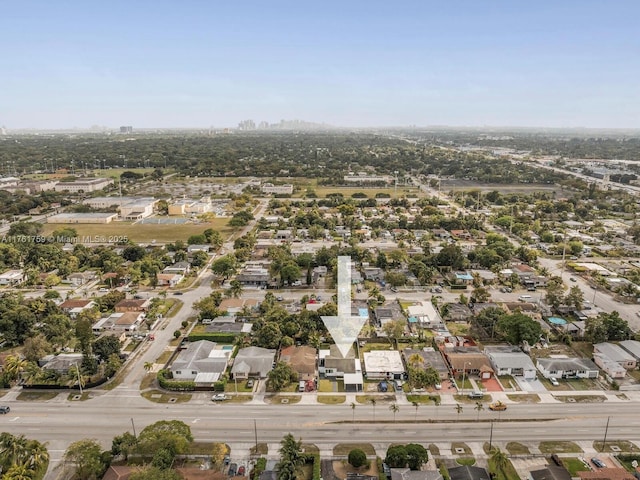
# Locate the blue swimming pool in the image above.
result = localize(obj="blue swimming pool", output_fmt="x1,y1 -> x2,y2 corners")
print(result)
548,316 -> 567,325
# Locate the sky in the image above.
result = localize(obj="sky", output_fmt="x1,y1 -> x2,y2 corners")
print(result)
1,1 -> 639,129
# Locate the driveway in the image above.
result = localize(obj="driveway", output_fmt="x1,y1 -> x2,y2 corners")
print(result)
514,376 -> 548,392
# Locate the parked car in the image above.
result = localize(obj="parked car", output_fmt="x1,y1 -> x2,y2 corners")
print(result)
570,277 -> 577,282
276,296 -> 284,301
434,383 -> 442,390
549,377 -> 560,386
238,466 -> 246,476
228,463 -> 238,476
211,393 -> 227,401
591,458 -> 606,468
173,291 -> 184,295
468,391 -> 484,399
0,406 -> 10,414
246,379 -> 254,388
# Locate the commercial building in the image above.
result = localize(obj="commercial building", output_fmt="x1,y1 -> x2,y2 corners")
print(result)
47,213 -> 118,224
53,178 -> 114,193
261,183 -> 293,195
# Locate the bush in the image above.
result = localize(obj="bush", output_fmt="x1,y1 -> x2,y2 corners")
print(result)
348,449 -> 368,468
157,369 -> 195,391
253,458 -> 267,480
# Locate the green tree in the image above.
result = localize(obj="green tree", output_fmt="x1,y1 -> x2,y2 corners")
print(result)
389,403 -> 399,422
490,448 -> 509,475
405,443 -> 429,470
277,434 -> 304,480
63,439 -> 107,480
496,313 -> 543,346
128,466 -> 181,480
474,401 -> 484,421
135,420 -> 193,460
385,445 -> 408,468
211,255 -> 237,279
565,285 -> 584,310
21,334 -> 52,363
348,448 -> 368,468
210,442 -> 228,470
93,335 -> 121,363
111,432 -> 137,461
267,362 -> 297,391
545,278 -> 565,310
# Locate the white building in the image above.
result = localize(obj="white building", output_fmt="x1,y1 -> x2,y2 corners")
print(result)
47,213 -> 118,224
0,269 -> 26,286
261,183 -> 293,195
53,178 -> 114,193
363,350 -> 405,379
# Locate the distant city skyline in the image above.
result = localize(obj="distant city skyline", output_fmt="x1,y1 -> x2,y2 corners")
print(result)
2,1 -> 639,129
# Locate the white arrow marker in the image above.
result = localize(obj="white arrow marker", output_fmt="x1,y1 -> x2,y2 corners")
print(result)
321,256 -> 368,358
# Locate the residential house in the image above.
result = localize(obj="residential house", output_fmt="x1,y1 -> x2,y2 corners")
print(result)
236,266 -> 271,287
205,316 -> 252,335
406,301 -> 444,329
445,348 -> 494,379
618,340 -> 640,362
391,469 -> 443,480
363,267 -> 384,281
536,357 -> 599,379
171,340 -> 230,384
157,273 -> 183,287
59,299 -> 96,319
163,261 -> 191,275
445,304 -> 472,322
452,271 -> 474,286
403,347 -> 449,380
484,345 -> 537,379
218,298 -> 259,315
448,466 -> 490,480
0,269 -> 26,286
92,312 -> 144,333
40,353 -> 84,374
578,468 -> 635,480
279,345 -> 317,381
231,346 -> 276,379
67,271 -> 97,286
114,299 -> 150,313
529,466 -> 572,480
187,244 -> 211,254
102,465 -> 139,480
593,352 -> 626,379
363,350 -> 405,380
319,345 -> 364,391
594,342 -> 637,370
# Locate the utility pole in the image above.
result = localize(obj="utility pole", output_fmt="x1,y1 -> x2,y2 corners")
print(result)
131,418 -> 137,439
253,419 -> 258,455
601,416 -> 610,452
488,420 -> 494,451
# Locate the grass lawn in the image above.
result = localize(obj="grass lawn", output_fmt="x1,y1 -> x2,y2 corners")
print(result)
333,443 -> 376,456
250,443 -> 269,455
268,394 -> 301,404
188,441 -> 227,456
428,444 -> 440,456
505,442 -> 530,455
356,394 -> 396,404
456,458 -> 476,466
141,390 -> 192,403
451,443 -> 472,455
123,340 -> 141,352
224,381 -> 254,393
539,441 -> 583,454
67,392 -> 92,401
139,373 -> 155,391
318,379 -> 335,393
593,441 -> 640,453
506,394 -> 540,403
155,350 -> 173,364
561,458 -> 591,476
554,395 -> 606,403
488,457 -> 519,480
446,323 -> 470,336
565,378 -> 601,391
16,391 -> 59,401
41,217 -> 234,243
224,394 -> 253,403
617,454 -> 640,472
498,376 -> 521,391
406,394 -> 439,404
359,342 -> 394,353
317,395 -> 346,405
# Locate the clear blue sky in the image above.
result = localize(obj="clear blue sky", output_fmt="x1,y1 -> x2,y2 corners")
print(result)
2,1 -> 639,129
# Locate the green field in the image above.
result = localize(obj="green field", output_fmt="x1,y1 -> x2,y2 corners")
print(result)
42,217 -> 234,243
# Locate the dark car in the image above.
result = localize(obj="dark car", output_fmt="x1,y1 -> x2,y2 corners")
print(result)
0,406 -> 10,414
228,463 -> 238,476
591,458 -> 606,468
173,291 -> 184,295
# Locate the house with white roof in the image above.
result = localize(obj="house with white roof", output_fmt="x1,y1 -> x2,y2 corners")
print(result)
484,345 -> 536,379
363,350 -> 405,380
170,340 -> 231,385
593,343 -> 636,370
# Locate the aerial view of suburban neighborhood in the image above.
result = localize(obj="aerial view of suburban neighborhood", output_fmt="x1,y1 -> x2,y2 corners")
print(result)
2,2 -> 640,480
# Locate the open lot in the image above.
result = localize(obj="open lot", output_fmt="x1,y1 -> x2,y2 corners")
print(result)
42,217 -> 234,243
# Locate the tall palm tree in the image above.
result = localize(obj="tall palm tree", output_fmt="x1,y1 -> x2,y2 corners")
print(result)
389,403 -> 399,422
26,440 -> 49,472
412,401 -> 419,421
454,403 -> 463,420
2,463 -> 36,480
0,433 -> 29,468
3,355 -> 27,383
490,448 -> 509,475
350,402 -> 356,423
369,398 -> 377,421
474,401 -> 484,421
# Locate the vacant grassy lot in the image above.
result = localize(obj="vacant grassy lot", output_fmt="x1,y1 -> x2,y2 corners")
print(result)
539,441 -> 582,454
42,217 -> 234,243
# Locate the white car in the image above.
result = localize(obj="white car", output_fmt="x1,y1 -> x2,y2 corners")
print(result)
549,377 -> 560,386
211,393 -> 227,401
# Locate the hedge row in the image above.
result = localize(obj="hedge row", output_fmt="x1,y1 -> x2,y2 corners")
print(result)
187,333 -> 237,343
157,369 -> 195,391
305,453 -> 320,480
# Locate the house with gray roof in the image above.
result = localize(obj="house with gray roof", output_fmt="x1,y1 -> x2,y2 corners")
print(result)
594,342 -> 637,369
484,345 -> 536,379
391,469 -> 443,480
619,340 -> 640,362
231,346 -> 276,379
170,340 -> 230,384
536,357 -> 599,379
448,465 -> 490,480
403,347 -> 449,380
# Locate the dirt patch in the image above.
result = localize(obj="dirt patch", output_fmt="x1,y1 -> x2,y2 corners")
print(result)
332,461 -> 379,480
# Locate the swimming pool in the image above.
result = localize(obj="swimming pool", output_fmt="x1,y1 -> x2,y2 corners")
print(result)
548,316 -> 567,325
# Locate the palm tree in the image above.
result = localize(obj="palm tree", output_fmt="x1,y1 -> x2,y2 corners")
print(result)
490,448 -> 509,475
2,463 -> 36,480
389,403 -> 399,422
143,362 -> 153,372
412,401 -> 419,421
474,401 -> 484,421
350,402 -> 356,423
369,398 -> 377,421
455,403 -> 463,420
26,440 -> 49,472
3,355 -> 27,383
